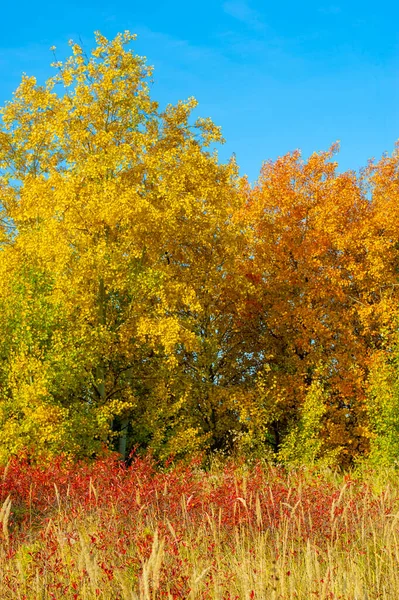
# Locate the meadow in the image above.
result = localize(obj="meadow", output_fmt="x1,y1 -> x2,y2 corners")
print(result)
0,454 -> 398,599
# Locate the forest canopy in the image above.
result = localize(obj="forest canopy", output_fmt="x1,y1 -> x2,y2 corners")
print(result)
0,31 -> 399,468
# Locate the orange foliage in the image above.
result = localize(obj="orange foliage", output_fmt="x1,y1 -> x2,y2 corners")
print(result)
238,144 -> 399,463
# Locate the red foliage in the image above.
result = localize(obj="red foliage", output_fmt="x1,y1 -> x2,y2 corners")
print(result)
0,455 -> 392,598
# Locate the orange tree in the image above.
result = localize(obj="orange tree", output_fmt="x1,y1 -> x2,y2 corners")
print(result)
236,145 -> 380,465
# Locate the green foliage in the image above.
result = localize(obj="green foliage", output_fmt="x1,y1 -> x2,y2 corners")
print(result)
278,379 -> 340,468
365,349 -> 399,468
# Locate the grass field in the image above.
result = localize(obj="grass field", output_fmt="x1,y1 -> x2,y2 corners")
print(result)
0,454 -> 398,599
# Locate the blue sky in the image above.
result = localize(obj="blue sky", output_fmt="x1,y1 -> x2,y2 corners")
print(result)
0,0 -> 398,182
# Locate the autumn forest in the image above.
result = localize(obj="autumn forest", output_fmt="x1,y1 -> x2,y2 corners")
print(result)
0,31 -> 399,470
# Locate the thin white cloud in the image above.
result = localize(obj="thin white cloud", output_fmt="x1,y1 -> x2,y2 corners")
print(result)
223,1 -> 265,31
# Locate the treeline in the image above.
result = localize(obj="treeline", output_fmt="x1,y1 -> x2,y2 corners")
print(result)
0,32 -> 398,468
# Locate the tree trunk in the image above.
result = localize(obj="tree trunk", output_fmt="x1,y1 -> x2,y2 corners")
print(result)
96,277 -> 107,402
118,418 -> 129,460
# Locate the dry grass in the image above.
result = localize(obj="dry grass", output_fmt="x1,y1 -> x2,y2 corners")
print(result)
0,457 -> 398,598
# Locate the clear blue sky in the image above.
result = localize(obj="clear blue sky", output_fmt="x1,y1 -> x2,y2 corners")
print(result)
0,0 -> 398,182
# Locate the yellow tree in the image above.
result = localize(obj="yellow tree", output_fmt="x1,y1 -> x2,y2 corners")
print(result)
361,143 -> 399,467
361,143 -> 399,341
0,32 -> 243,461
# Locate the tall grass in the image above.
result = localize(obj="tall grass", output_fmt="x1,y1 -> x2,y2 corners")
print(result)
0,455 -> 398,598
